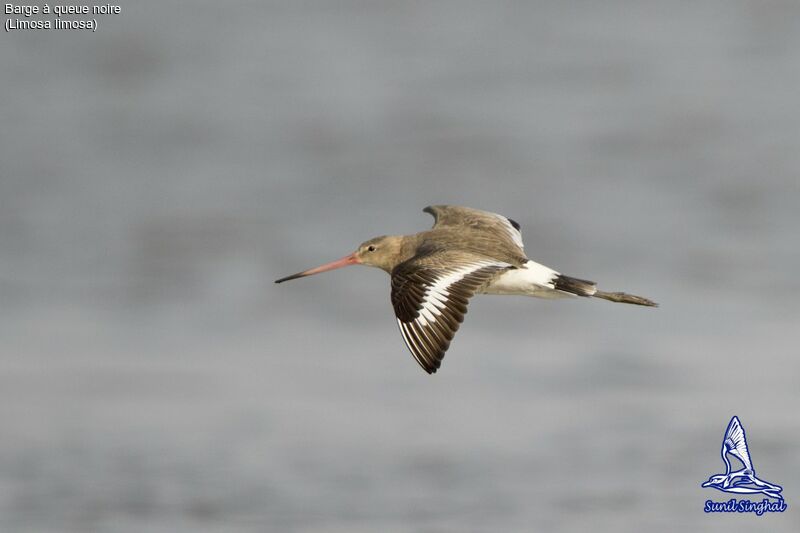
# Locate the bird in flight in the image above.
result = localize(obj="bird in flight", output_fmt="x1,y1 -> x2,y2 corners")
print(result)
276,205 -> 657,374
702,416 -> 784,500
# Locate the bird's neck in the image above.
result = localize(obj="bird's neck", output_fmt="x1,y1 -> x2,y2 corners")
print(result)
375,234 -> 424,273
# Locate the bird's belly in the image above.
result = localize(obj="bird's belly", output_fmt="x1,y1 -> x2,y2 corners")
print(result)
481,261 -> 571,298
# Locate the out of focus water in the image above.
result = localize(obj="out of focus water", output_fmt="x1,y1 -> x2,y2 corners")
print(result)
2,2 -> 799,532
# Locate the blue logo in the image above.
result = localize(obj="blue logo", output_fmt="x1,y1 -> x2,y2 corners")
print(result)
702,416 -> 786,515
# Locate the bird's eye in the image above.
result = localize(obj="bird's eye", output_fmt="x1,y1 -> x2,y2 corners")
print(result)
367,245 -> 376,252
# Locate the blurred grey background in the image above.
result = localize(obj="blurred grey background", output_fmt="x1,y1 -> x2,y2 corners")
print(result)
1,1 -> 799,532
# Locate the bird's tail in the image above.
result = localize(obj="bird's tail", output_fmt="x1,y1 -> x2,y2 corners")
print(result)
553,274 -> 658,307
762,490 -> 784,501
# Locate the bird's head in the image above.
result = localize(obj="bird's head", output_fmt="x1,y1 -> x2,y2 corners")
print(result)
353,235 -> 405,272
702,474 -> 727,488
275,235 -> 404,283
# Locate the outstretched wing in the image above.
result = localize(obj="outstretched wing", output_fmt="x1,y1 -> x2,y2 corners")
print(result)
723,416 -> 753,472
424,205 -> 525,254
391,250 -> 510,374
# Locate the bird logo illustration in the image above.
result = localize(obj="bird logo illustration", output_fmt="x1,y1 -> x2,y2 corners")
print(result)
702,416 -> 783,500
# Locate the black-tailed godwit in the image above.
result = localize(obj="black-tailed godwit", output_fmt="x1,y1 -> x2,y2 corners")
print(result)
276,205 -> 656,374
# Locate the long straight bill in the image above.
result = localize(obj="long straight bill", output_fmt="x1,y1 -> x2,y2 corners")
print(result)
275,253 -> 360,283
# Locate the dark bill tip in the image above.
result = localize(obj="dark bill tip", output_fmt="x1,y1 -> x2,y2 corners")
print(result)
274,273 -> 306,284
